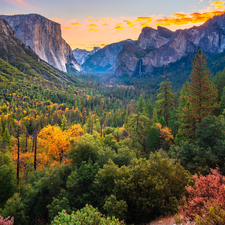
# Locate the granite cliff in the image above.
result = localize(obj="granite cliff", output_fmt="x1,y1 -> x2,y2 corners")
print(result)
2,14 -> 83,73
115,13 -> 225,77
0,16 -> 75,84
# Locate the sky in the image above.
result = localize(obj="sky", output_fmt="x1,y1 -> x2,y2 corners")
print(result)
1,0 -> 225,50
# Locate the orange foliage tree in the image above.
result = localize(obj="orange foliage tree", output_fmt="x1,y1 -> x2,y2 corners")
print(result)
37,124 -> 85,169
156,123 -> 174,149
38,125 -> 71,168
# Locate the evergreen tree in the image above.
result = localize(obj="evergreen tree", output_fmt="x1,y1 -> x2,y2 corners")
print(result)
187,50 -> 219,124
180,50 -> 219,139
156,78 -> 174,127
136,94 -> 145,114
61,115 -> 68,131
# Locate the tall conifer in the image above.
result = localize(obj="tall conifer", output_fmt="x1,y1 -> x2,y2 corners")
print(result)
187,50 -> 219,123
156,78 -> 174,127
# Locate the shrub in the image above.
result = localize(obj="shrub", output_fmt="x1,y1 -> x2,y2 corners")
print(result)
179,168 -> 225,222
195,201 -> 225,225
51,204 -> 121,225
0,217 -> 14,225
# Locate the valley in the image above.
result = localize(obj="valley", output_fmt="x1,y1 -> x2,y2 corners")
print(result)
1,7 -> 225,225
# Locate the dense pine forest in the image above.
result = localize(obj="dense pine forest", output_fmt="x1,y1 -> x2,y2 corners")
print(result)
2,42 -> 225,225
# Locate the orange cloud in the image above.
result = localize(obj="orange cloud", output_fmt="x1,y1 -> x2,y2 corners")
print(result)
156,10 -> 225,26
124,20 -> 136,28
88,28 -> 99,32
135,17 -> 153,27
211,1 -> 225,5
115,26 -> 125,30
114,23 -> 125,30
89,24 -> 98,27
71,22 -> 81,25
136,17 -> 152,22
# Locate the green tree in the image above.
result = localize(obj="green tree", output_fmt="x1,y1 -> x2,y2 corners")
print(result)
61,115 -> 68,131
170,116 -> 225,175
185,50 -> 219,131
47,190 -> 71,221
66,161 -> 100,210
96,151 -> 191,224
125,113 -> 149,151
156,78 -> 174,127
0,151 -> 16,208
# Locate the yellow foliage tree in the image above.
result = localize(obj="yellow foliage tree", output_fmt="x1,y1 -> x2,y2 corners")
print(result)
38,125 -> 71,167
156,123 -> 174,149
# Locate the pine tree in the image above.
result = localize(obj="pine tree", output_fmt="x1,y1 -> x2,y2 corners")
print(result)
177,50 -> 219,142
156,78 -> 174,127
187,50 -> 219,124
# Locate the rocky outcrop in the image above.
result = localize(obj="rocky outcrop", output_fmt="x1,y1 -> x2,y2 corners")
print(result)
115,13 -> 225,76
115,42 -> 147,76
73,47 -> 101,65
82,39 -> 136,73
2,14 -> 83,73
115,26 -> 174,76
137,26 -> 174,50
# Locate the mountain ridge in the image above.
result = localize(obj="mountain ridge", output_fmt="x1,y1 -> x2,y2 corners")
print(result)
115,13 -> 225,77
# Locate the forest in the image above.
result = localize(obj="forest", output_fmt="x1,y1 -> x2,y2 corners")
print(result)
1,49 -> 225,225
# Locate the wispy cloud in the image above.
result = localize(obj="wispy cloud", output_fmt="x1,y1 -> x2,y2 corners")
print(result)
3,0 -> 33,9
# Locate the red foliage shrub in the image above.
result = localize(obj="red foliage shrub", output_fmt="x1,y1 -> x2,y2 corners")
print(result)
179,168 -> 225,222
0,217 -> 14,225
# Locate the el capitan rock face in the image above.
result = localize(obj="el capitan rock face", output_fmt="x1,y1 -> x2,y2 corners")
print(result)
115,13 -> 225,77
2,14 -> 83,73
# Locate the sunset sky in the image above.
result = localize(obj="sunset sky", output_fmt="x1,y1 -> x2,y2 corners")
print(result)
1,0 -> 225,50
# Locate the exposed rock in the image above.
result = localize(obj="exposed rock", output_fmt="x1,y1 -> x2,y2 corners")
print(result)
2,14 -> 83,73
115,42 -> 147,76
73,47 -> 101,65
82,39 -> 136,73
137,26 -> 174,50
115,13 -> 225,76
0,16 -> 74,84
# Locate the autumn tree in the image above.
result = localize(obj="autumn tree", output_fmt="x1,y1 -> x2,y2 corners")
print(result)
156,78 -> 174,127
179,168 -> 225,223
156,123 -> 174,150
38,125 -> 71,168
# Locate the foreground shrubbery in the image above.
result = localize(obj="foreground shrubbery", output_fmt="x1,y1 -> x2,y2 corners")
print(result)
178,168 -> 225,224
51,205 -> 122,225
0,216 -> 14,225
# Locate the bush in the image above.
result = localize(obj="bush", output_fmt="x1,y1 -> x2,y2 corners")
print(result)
96,151 -> 191,224
51,205 -> 121,225
179,168 -> 225,222
0,216 -> 14,225
195,201 -> 225,225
